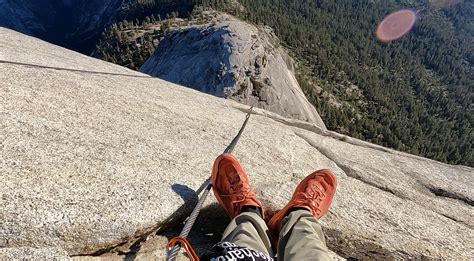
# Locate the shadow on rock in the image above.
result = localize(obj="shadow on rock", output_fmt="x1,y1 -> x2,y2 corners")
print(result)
159,202 -> 230,256
118,184 -> 201,260
121,184 -> 230,260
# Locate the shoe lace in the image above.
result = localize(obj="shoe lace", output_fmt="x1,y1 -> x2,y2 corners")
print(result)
221,172 -> 255,203
295,183 -> 326,212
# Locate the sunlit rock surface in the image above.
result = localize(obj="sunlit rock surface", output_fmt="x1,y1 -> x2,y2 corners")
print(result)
1,28 -> 472,260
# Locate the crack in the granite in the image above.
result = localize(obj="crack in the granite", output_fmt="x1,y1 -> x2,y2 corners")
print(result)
68,185 -> 199,258
428,187 -> 474,207
292,131 -> 406,197
293,131 -> 473,229
232,104 -> 468,172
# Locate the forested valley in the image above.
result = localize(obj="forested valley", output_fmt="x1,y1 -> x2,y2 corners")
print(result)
95,0 -> 473,166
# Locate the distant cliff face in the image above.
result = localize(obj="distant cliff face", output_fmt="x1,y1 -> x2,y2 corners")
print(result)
0,0 -> 122,53
0,0 -> 55,36
0,0 -> 196,54
140,14 -> 326,128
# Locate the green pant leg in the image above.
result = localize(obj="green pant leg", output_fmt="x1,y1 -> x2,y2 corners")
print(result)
221,212 -> 274,257
277,210 -> 331,261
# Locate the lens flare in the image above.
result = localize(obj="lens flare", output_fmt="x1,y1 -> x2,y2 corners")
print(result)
376,9 -> 417,42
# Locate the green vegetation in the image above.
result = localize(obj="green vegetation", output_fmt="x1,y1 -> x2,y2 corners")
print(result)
117,0 -> 195,21
94,17 -> 162,69
94,0 -> 222,70
201,0 -> 473,166
95,0 -> 473,166
93,0 -> 199,69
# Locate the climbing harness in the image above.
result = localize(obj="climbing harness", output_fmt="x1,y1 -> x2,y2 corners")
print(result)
166,107 -> 254,261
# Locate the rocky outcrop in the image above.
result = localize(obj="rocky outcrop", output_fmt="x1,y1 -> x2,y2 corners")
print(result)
1,28 -> 473,260
140,14 -> 326,129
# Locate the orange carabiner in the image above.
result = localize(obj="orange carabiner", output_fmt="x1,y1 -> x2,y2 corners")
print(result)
167,236 -> 200,261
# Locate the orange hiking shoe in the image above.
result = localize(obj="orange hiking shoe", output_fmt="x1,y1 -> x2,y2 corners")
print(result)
268,169 -> 336,250
211,153 -> 264,219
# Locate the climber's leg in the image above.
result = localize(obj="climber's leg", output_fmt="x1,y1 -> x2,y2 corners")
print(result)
221,210 -> 274,256
277,209 -> 330,261
268,169 -> 337,260
209,153 -> 273,256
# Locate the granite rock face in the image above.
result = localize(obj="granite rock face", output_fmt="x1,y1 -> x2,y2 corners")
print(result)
0,0 -> 122,52
140,14 -> 326,129
1,28 -> 473,260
